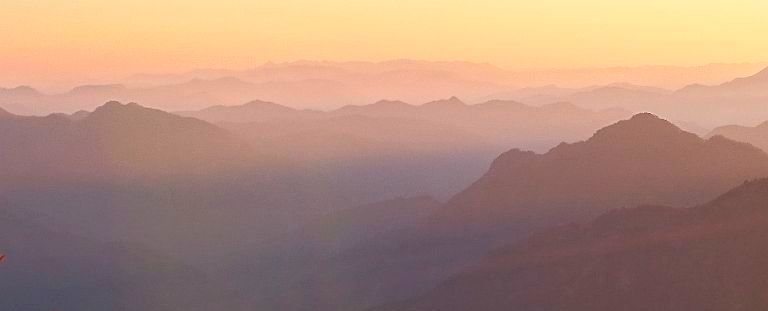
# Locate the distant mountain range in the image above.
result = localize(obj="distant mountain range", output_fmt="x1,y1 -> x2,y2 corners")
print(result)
374,177 -> 768,311
180,97 -> 631,153
708,120 -> 768,153
2,61 -> 768,129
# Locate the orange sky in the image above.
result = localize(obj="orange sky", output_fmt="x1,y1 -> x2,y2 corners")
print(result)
1,0 -> 767,88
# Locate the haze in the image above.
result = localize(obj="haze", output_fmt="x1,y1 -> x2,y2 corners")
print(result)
2,0 -> 768,89
7,1 -> 768,311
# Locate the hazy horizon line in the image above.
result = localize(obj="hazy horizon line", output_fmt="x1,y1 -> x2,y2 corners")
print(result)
3,59 -> 767,93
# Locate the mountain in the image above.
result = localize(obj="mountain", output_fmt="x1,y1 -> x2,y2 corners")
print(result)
708,121 -> 768,153
0,101 -> 331,281
182,98 -> 629,205
328,97 -> 631,152
0,101 -> 261,181
481,66 -> 768,128
312,113 -> 768,311
663,66 -> 768,126
679,66 -> 768,95
433,113 -> 768,239
375,178 -> 768,311
176,100 -> 322,123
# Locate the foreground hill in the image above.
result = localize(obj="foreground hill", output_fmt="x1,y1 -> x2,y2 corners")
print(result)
254,113 -> 768,311
427,113 -> 768,244
375,178 -> 768,311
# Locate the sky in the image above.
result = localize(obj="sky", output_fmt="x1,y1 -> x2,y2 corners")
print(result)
1,0 -> 767,88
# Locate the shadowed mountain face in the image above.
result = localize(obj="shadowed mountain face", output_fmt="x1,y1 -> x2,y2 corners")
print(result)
427,113 -> 768,244
708,121 -> 768,153
374,178 -> 768,311
251,113 -> 768,311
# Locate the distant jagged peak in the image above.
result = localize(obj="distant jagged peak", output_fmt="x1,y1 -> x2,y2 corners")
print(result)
88,101 -> 179,122
475,99 -> 528,109
540,101 -> 585,111
69,84 -> 126,94
421,96 -> 467,109
587,112 -> 691,143
92,101 -> 143,113
216,99 -> 296,112
0,85 -> 41,96
335,99 -> 415,113
719,65 -> 768,87
179,76 -> 252,88
369,99 -> 413,108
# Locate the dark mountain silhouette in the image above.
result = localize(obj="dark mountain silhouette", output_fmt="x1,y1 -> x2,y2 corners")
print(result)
430,113 -> 768,241
310,113 -> 768,311
708,121 -> 768,153
374,178 -> 768,311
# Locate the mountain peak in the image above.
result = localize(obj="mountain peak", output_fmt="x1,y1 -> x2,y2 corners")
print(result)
239,100 -> 294,111
588,113 -> 688,144
421,96 -> 466,109
367,99 -> 412,109
70,84 -> 126,94
93,101 -> 140,112
0,85 -> 41,96
89,101 -> 171,123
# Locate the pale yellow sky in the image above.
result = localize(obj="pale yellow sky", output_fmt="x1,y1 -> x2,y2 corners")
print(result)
1,0 -> 767,87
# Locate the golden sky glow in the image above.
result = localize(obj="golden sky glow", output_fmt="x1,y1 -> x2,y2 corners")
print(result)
1,0 -> 767,86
